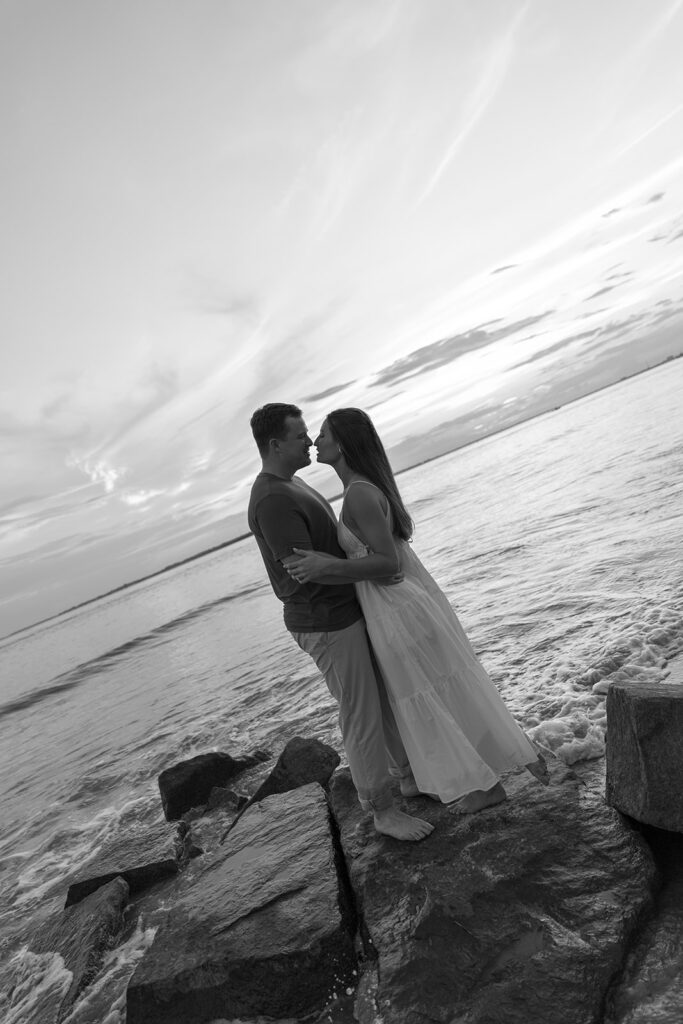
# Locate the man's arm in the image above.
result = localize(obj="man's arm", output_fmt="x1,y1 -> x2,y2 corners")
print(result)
256,493 -> 313,561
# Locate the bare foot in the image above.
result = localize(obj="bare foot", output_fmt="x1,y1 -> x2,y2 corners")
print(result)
525,752 -> 550,786
450,782 -> 507,815
399,776 -> 439,801
374,806 -> 434,841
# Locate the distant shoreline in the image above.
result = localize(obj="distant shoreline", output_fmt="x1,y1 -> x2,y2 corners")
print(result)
393,349 -> 682,475
4,352 -> 681,643
1,532 -> 254,643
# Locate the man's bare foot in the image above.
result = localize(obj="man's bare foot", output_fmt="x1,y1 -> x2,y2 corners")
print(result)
399,776 -> 439,801
525,752 -> 550,786
373,806 -> 434,841
450,782 -> 507,815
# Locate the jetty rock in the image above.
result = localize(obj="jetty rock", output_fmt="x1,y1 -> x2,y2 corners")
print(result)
218,736 -> 342,842
250,735 -> 341,801
126,782 -> 356,1024
158,749 -> 270,820
604,826 -> 683,1023
30,876 -> 129,1022
329,760 -> 657,1024
606,678 -> 683,832
64,819 -> 199,907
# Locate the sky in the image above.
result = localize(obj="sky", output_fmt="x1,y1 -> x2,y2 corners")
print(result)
2,0 -> 683,637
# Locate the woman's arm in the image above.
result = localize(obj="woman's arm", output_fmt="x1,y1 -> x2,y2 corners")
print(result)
285,483 -> 400,584
280,554 -> 367,585
282,555 -> 402,586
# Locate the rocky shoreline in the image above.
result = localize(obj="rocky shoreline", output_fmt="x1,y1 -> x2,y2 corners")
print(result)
13,677 -> 683,1024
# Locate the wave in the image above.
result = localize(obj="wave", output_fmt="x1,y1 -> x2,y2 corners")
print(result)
0,585 -> 264,720
462,542 -> 527,564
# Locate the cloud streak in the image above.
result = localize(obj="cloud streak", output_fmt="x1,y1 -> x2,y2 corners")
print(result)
632,0 -> 683,58
611,103 -> 683,162
417,3 -> 529,204
372,313 -> 551,388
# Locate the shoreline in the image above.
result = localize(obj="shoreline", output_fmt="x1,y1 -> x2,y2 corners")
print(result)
4,352 -> 681,644
391,349 -> 682,477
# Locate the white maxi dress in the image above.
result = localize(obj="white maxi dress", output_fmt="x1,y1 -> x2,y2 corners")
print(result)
339,482 -> 538,803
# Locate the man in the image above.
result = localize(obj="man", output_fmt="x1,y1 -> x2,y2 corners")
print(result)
248,402 -> 433,841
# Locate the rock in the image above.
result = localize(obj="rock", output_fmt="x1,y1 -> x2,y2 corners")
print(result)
668,658 -> 683,686
605,828 -> 683,1023
126,783 -> 356,1024
606,679 -> 683,831
65,820 -> 197,907
329,761 -> 656,1024
158,750 -> 269,821
30,877 -> 129,1020
205,787 -> 248,812
219,736 -> 341,842
251,736 -> 341,800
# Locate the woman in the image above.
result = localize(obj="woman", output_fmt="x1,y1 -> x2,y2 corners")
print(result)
285,408 -> 548,811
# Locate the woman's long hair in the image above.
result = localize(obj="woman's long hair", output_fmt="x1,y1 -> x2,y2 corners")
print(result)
327,408 -> 413,541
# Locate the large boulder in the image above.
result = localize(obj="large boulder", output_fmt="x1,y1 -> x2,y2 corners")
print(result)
126,783 -> 356,1024
158,749 -> 269,820
29,877 -> 129,1021
606,679 -> 683,832
65,820 -> 198,907
329,761 -> 657,1024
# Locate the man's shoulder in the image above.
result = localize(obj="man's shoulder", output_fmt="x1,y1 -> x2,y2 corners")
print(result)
249,474 -> 277,515
248,474 -> 307,517
250,473 -> 294,499
250,473 -> 325,500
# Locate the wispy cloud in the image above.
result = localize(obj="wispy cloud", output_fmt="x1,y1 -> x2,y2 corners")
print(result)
610,103 -> 683,162
294,0 -> 402,85
307,112 -> 371,242
417,3 -> 529,204
66,455 -> 125,493
120,489 -> 164,507
593,0 -> 683,139
631,0 -> 683,58
491,155 -> 683,270
371,313 -> 551,388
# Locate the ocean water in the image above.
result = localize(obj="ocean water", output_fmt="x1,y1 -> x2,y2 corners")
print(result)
1,359 -> 682,1023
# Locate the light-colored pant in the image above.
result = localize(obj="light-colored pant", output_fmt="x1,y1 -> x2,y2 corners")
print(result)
291,618 -> 411,811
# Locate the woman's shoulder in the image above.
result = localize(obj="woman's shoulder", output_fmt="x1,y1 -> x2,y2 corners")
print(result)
344,478 -> 388,512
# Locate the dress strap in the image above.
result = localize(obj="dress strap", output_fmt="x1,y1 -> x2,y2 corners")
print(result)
345,478 -> 383,494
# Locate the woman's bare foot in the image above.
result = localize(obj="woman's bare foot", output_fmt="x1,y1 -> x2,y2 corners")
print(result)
525,752 -> 550,786
373,806 -> 434,841
450,782 -> 507,815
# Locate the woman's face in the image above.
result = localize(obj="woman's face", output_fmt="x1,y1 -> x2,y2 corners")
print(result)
314,418 -> 340,465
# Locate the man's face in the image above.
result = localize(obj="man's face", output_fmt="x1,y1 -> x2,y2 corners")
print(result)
275,415 -> 312,472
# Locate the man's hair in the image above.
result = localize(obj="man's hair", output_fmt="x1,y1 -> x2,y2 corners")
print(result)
250,403 -> 302,456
